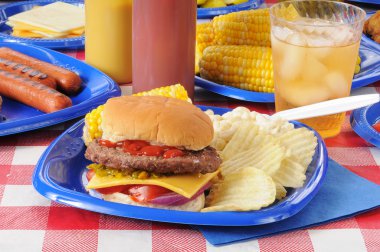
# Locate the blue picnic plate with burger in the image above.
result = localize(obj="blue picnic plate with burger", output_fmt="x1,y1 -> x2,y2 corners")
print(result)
33,97 -> 328,226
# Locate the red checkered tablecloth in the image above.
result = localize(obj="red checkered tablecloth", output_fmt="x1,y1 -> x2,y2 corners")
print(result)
1,1 -> 380,251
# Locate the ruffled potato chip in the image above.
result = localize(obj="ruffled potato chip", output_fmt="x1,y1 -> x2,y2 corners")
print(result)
202,167 -> 276,212
277,127 -> 317,171
275,182 -> 287,200
221,139 -> 285,176
273,158 -> 306,188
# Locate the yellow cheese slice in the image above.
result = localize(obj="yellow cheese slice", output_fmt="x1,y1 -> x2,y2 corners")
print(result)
8,2 -> 84,33
12,29 -> 82,38
8,21 -> 84,36
87,170 -> 220,199
11,30 -> 44,38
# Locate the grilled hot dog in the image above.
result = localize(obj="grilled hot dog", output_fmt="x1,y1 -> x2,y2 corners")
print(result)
0,69 -> 72,113
0,47 -> 81,94
0,58 -> 57,89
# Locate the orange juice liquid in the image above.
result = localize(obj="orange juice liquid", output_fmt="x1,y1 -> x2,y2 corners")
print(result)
132,0 -> 196,99
272,32 -> 360,138
85,0 -> 132,83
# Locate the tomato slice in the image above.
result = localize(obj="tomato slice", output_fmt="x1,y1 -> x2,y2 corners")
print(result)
96,185 -> 130,195
125,185 -> 172,203
373,122 -> 380,132
86,169 -> 95,181
86,169 -> 129,194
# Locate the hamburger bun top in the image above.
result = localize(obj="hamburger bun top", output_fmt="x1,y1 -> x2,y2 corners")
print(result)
101,96 -> 214,150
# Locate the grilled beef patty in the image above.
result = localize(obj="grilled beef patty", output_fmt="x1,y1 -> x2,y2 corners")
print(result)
85,140 -> 222,174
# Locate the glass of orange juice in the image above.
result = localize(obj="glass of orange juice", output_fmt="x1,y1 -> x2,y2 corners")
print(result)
270,0 -> 365,138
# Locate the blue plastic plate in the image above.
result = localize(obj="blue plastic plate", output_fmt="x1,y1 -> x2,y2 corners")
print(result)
33,106 -> 328,226
196,36 -> 380,103
348,0 -> 380,5
0,0 -> 84,50
197,0 -> 263,19
351,102 -> 380,148
0,42 -> 120,136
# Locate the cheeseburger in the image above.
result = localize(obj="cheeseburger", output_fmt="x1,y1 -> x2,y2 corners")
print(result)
83,96 -> 221,211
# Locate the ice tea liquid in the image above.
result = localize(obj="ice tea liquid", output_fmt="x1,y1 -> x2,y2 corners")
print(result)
272,20 -> 360,138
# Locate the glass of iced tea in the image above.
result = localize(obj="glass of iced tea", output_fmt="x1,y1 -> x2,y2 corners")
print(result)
270,1 -> 366,138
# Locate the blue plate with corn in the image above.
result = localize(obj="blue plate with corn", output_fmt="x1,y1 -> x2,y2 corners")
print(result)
195,9 -> 380,103
197,0 -> 264,19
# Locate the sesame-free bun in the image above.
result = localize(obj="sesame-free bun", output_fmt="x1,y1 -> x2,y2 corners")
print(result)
101,96 -> 213,150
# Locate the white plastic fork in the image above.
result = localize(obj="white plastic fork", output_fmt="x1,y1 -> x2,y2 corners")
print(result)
273,94 -> 380,121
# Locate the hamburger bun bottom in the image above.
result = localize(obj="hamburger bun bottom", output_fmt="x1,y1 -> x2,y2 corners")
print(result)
102,192 -> 205,212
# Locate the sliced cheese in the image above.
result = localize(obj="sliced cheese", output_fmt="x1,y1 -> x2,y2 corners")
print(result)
86,170 -> 220,199
7,21 -> 84,36
11,30 -> 44,38
8,2 -> 84,33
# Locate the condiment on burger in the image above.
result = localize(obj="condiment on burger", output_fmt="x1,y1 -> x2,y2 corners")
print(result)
83,96 -> 222,211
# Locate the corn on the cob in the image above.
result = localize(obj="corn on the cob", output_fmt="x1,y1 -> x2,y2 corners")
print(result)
201,0 -> 226,8
196,22 -> 215,74
83,105 -> 104,145
200,45 -> 274,92
197,23 -> 215,56
133,84 -> 191,103
213,9 -> 271,47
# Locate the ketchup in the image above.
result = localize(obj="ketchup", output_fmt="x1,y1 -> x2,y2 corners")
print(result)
98,139 -> 117,148
99,139 -> 184,158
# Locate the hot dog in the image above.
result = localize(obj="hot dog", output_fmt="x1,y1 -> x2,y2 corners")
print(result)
0,58 -> 57,89
0,47 -> 81,95
0,69 -> 72,113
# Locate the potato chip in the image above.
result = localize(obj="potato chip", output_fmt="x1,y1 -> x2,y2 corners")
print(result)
221,122 -> 259,161
203,107 -> 319,212
202,167 -> 276,212
275,182 -> 287,200
221,139 -> 285,176
277,127 -> 317,170
272,158 -> 306,188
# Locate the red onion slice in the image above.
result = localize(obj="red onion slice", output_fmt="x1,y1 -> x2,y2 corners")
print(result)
149,183 -> 211,206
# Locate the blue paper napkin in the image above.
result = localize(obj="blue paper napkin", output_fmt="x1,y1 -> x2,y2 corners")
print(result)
194,159 -> 380,246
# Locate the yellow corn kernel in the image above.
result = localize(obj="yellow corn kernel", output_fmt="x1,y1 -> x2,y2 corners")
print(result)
213,9 -> 271,47
133,84 -> 192,103
199,45 -> 273,93
196,22 -> 215,74
84,105 -> 104,142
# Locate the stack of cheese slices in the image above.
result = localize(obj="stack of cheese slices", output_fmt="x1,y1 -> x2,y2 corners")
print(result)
7,1 -> 84,39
